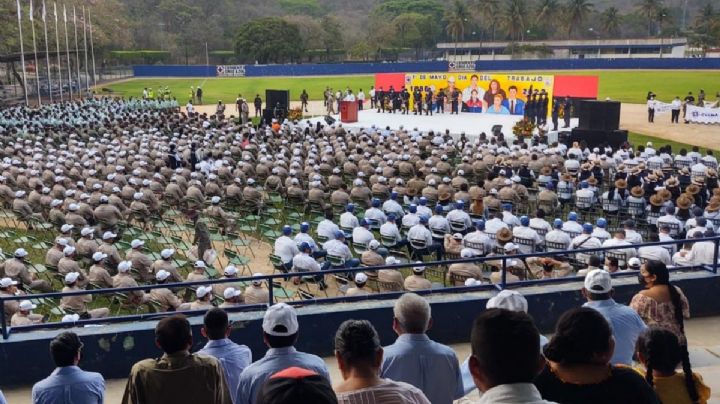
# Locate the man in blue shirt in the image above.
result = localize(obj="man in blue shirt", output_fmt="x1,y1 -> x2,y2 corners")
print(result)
235,303 -> 329,404
582,269 -> 647,365
199,308 -> 252,404
32,332 -> 105,404
381,293 -> 462,404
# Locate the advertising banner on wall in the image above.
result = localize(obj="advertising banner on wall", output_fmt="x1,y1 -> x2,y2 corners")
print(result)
404,72 -> 554,116
216,65 -> 246,77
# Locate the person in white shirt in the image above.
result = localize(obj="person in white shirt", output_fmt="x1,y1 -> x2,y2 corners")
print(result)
702,151 -> 717,167
657,225 -> 677,255
671,96 -> 682,123
637,243 -> 672,266
344,91 -> 356,102
574,181 -> 595,209
402,205 -> 421,229
186,101 -> 194,115
416,198 -> 433,218
352,219 -> 376,247
357,89 -> 365,110
485,212 -> 509,242
428,205 -> 450,239
369,86 -> 376,109
529,210 -> 552,243
623,219 -> 643,244
292,242 -> 327,287
294,222 -> 325,258
463,221 -> 493,256
380,214 -> 407,248
323,231 -> 360,267
364,199 -> 387,228
340,204 -> 360,232
317,211 -> 341,241
447,201 -> 472,233
382,192 -> 405,218
688,146 -> 703,164
513,216 -> 542,255
647,96 -> 656,123
601,229 -> 637,268
545,219 -> 571,251
570,224 -> 602,265
685,237 -> 717,266
274,225 -> 299,271
407,216 -> 443,261
591,218 -> 611,243
501,203 -> 521,228
656,206 -> 684,237
562,212 -> 583,235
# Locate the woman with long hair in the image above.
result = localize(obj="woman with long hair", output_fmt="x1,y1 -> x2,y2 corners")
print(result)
482,79 -> 506,109
630,260 -> 690,344
635,327 -> 711,404
333,319 -> 430,404
534,308 -> 660,403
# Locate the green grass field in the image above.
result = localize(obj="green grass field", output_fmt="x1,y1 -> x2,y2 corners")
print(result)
103,70 -> 720,105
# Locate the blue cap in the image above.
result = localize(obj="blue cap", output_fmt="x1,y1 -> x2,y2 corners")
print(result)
553,219 -> 563,228
581,181 -> 589,188
282,225 -> 292,235
419,215 -> 429,224
390,191 -> 398,199
502,203 -> 512,210
582,223 -> 593,233
372,198 -> 381,207
300,222 -> 309,232
568,212 -> 578,221
596,218 -> 607,228
545,182 -> 554,190
475,220 -> 485,230
520,216 -> 530,226
387,213 -> 396,221
360,218 -> 368,226
409,204 -> 417,213
334,230 -> 345,239
419,197 -> 427,205
456,200 -> 464,209
299,242 -> 310,251
435,205 -> 443,213
346,203 -> 355,212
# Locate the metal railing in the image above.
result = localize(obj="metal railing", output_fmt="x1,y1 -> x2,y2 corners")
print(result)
1,236 -> 718,340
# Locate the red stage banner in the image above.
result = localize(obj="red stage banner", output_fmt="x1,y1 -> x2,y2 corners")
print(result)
553,75 -> 599,98
374,73 -> 406,91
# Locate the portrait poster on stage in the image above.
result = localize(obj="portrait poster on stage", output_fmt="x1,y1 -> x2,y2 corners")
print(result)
405,72 -> 554,116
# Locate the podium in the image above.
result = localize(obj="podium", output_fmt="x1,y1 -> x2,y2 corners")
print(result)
340,101 -> 358,123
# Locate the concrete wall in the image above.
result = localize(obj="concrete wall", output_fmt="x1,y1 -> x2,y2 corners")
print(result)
1,271 -> 717,387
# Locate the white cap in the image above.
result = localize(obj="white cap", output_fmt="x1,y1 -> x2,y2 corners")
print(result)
160,248 -> 175,259
19,300 -> 37,311
102,231 -> 117,240
385,256 -> 398,265
156,270 -> 171,281
0,278 -> 18,288
92,252 -> 107,262
224,266 -> 238,276
61,224 -> 74,233
63,246 -> 76,256
223,287 -> 242,299
412,262 -> 426,273
262,303 -> 299,336
62,313 -> 81,322
81,228 -> 94,237
464,278 -> 483,287
486,290 -> 528,313
584,269 -> 612,294
368,240 -> 380,250
355,273 -> 368,283
194,260 -> 207,269
14,190 -> 25,198
130,239 -> 144,249
64,272 -> 80,284
68,203 -> 79,211
211,196 -> 221,204
460,248 -> 475,258
14,248 -> 28,258
628,257 -> 641,268
118,260 -> 132,272
196,286 -> 213,298
503,243 -> 518,252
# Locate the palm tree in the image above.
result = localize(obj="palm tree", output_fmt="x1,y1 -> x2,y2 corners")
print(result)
480,0 -> 500,40
533,0 -> 558,38
655,6 -> 670,35
637,0 -> 661,36
600,7 -> 621,37
444,0 -> 470,57
564,0 -> 594,38
502,0 -> 527,41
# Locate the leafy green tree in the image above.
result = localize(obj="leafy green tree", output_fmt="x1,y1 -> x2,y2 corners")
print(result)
636,0 -> 661,36
235,17 -> 303,63
477,0 -> 500,40
321,16 -> 344,61
278,0 -> 321,16
372,0 -> 445,22
501,0 -> 528,41
564,0 -> 594,38
600,7 -> 621,37
444,0 -> 470,56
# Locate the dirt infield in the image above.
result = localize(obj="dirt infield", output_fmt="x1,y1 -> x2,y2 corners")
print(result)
621,103 -> 720,150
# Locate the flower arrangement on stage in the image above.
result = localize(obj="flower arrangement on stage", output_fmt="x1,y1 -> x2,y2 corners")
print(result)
512,118 -> 536,140
288,107 -> 304,121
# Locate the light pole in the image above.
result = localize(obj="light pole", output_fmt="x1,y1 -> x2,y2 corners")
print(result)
589,28 -> 600,58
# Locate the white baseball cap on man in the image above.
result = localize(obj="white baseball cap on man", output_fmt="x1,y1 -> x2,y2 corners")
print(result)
61,224 -> 74,233
0,278 -> 18,288
486,290 -> 529,313
118,261 -> 132,272
355,273 -> 368,284
14,248 -> 28,258
224,266 -> 238,276
156,270 -> 171,281
196,286 -> 213,299
63,246 -> 76,256
252,273 -> 264,286
92,252 -> 107,262
262,303 -> 299,336
584,269 -> 612,294
223,287 -> 242,299
161,249 -> 175,259
130,239 -> 144,249
102,231 -> 117,240
19,300 -> 37,311
64,272 -> 80,284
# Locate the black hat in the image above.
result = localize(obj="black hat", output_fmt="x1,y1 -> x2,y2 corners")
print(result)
257,367 -> 337,404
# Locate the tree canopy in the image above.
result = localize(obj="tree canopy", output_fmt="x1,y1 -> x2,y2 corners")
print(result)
235,17 -> 303,64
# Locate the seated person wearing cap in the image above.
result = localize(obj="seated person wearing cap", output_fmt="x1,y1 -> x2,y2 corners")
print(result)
214,265 -> 245,297
58,246 -> 89,287
292,242 -> 327,289
570,223 -> 602,265
346,273 -> 372,296
244,273 -> 270,305
317,210 -> 341,242
187,260 -> 210,282
179,286 -> 214,311
458,290 -> 549,397
404,263 -> 432,291
582,269 -> 647,366
294,222 -> 327,260
512,216 -> 543,255
334,319 -> 430,404
447,249 -> 484,285
152,249 -> 183,284
407,215 -> 443,261
199,308 -> 252,404
33,332 -> 105,403
378,256 -> 405,292
126,239 -> 154,283
3,248 -> 52,292
364,198 -> 388,226
379,214 -> 408,249
123,315 -> 231,404
463,221 -> 493,256
150,270 -> 183,312
257,367 -> 337,404
220,287 -> 244,308
11,300 -> 45,326
352,219 -> 376,247
339,204 -> 360,232
487,243 -> 527,284
88,252 -> 114,288
60,272 -> 110,319
113,260 -> 152,305
323,232 -> 360,268
204,196 -> 235,234
236,303 -> 330,404
274,225 -> 299,272
45,238 -> 68,269
444,233 -> 464,255
75,228 -> 99,262
0,277 -> 26,323
98,231 -> 122,271
361,240 -> 385,267
527,256 -> 573,279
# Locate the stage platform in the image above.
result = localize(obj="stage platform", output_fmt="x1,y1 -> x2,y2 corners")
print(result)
309,109 -> 579,142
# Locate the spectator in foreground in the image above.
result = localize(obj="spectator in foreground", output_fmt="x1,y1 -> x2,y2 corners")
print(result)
122,315 -> 231,404
630,260 -> 690,343
635,327 -> 710,404
534,308 -> 660,404
467,309 -> 554,404
380,293 -> 462,404
199,308 -> 252,404
32,332 -> 105,404
236,303 -> 329,404
582,269 -> 647,365
333,319 -> 430,404
257,367 -> 337,404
